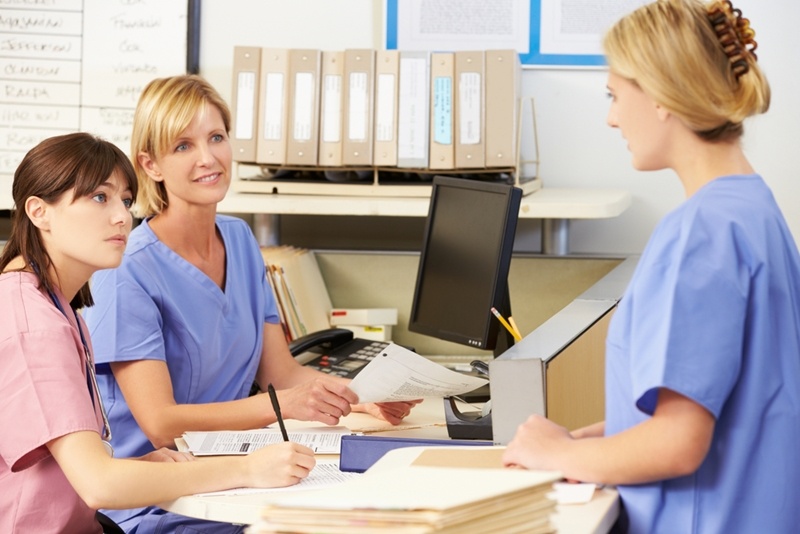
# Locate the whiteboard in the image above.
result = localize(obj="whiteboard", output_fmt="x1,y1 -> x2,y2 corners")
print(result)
0,0 -> 193,192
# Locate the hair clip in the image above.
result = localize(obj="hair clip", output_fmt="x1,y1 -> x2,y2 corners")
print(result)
707,0 -> 758,80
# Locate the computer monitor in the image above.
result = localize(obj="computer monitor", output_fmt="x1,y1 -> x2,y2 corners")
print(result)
409,176 -> 522,356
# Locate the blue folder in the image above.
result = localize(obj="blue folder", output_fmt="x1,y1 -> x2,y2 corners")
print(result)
339,434 -> 493,473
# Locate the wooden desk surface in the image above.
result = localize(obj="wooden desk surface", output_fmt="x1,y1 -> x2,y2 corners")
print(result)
161,399 -> 618,533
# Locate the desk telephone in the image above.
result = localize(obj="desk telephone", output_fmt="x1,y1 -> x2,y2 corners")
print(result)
289,328 -> 390,378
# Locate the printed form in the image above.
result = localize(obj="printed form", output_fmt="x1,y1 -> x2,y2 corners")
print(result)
349,343 -> 488,404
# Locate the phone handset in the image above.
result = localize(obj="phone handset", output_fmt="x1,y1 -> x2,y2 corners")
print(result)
288,328 -> 354,358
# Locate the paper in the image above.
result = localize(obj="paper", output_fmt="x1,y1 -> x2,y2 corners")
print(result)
183,426 -> 352,455
269,465 -> 558,510
551,482 -> 597,504
348,343 -> 488,404
194,460 -> 361,497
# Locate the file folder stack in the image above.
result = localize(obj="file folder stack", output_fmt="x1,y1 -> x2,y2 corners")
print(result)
261,246 -> 333,341
252,463 -> 559,533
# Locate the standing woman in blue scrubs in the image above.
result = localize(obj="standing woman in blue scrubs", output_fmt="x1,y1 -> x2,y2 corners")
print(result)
84,75 -> 418,533
503,1 -> 799,533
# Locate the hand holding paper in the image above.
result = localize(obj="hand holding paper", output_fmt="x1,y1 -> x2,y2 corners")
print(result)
348,343 -> 488,403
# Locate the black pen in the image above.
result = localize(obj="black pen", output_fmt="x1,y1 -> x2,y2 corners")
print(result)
267,383 -> 290,442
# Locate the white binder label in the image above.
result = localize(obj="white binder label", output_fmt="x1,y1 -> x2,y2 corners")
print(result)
459,72 -> 481,145
293,72 -> 313,141
375,73 -> 396,142
235,71 -> 255,140
397,57 -> 428,160
322,74 -> 342,143
348,72 -> 368,141
263,73 -> 284,141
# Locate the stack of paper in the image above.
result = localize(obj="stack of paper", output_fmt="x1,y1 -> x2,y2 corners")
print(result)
251,457 -> 559,533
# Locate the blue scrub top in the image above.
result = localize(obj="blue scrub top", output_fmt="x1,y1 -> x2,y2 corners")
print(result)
605,175 -> 800,533
86,215 -> 279,455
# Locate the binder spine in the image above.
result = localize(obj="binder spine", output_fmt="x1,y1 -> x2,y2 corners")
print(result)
230,46 -> 261,163
396,51 -> 430,169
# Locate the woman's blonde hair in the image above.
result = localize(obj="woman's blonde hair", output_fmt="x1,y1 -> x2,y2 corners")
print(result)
131,74 -> 231,218
603,0 -> 770,141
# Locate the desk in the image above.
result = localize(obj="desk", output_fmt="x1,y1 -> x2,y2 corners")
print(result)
161,400 -> 618,533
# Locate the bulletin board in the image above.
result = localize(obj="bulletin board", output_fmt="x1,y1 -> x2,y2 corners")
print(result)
0,0 -> 200,189
385,0 -> 647,68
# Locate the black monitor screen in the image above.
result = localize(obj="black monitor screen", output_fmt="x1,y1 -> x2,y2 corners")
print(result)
409,176 -> 521,350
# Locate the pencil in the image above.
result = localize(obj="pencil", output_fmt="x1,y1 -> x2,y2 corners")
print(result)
490,307 -> 522,342
507,316 -> 523,340
267,383 -> 290,442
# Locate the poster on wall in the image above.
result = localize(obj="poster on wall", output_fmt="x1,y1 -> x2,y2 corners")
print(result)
385,0 -> 647,68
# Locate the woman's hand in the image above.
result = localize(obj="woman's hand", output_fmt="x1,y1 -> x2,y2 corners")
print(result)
139,448 -> 195,463
246,442 -> 316,488
502,414 -> 572,471
272,377 -> 358,425
352,400 -> 423,425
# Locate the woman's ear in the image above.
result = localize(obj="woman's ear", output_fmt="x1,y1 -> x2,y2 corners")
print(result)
137,152 -> 164,182
655,103 -> 671,122
25,196 -> 50,231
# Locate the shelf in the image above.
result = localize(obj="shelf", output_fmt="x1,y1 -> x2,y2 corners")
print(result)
232,162 -> 543,198
218,187 -> 631,220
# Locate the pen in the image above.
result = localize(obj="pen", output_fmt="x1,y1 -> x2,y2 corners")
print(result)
490,307 -> 522,342
507,316 -> 523,341
267,383 -> 290,442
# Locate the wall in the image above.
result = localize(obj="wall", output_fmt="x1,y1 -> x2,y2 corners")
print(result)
199,0 -> 800,256
316,251 -> 621,355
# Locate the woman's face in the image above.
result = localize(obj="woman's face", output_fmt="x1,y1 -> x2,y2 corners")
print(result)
43,170 -> 133,277
606,71 -> 670,171
143,104 -> 232,212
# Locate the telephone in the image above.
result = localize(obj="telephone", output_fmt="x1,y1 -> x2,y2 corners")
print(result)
289,328 -> 391,378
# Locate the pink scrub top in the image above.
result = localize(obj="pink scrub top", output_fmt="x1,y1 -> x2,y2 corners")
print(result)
0,272 -> 104,534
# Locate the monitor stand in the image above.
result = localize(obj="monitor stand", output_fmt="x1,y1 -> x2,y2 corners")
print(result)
443,284 -> 515,440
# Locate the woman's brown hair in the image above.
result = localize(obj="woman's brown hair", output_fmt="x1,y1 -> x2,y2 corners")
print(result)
0,132 -> 138,309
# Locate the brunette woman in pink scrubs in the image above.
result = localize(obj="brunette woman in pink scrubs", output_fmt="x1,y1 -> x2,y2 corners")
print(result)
0,132 -> 315,534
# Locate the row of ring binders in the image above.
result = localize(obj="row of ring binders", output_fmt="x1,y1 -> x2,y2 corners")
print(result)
230,47 -> 523,173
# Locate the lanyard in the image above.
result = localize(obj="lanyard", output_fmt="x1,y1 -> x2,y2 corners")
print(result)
47,289 -> 114,455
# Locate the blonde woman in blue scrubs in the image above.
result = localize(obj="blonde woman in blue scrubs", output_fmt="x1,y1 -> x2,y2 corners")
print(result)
84,75 -> 419,533
503,1 -> 799,533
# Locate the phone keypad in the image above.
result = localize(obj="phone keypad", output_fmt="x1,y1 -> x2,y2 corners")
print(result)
305,340 -> 389,378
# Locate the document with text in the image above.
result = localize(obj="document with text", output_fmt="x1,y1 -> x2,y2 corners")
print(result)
349,343 -> 488,404
183,426 -> 351,455
193,460 -> 361,496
